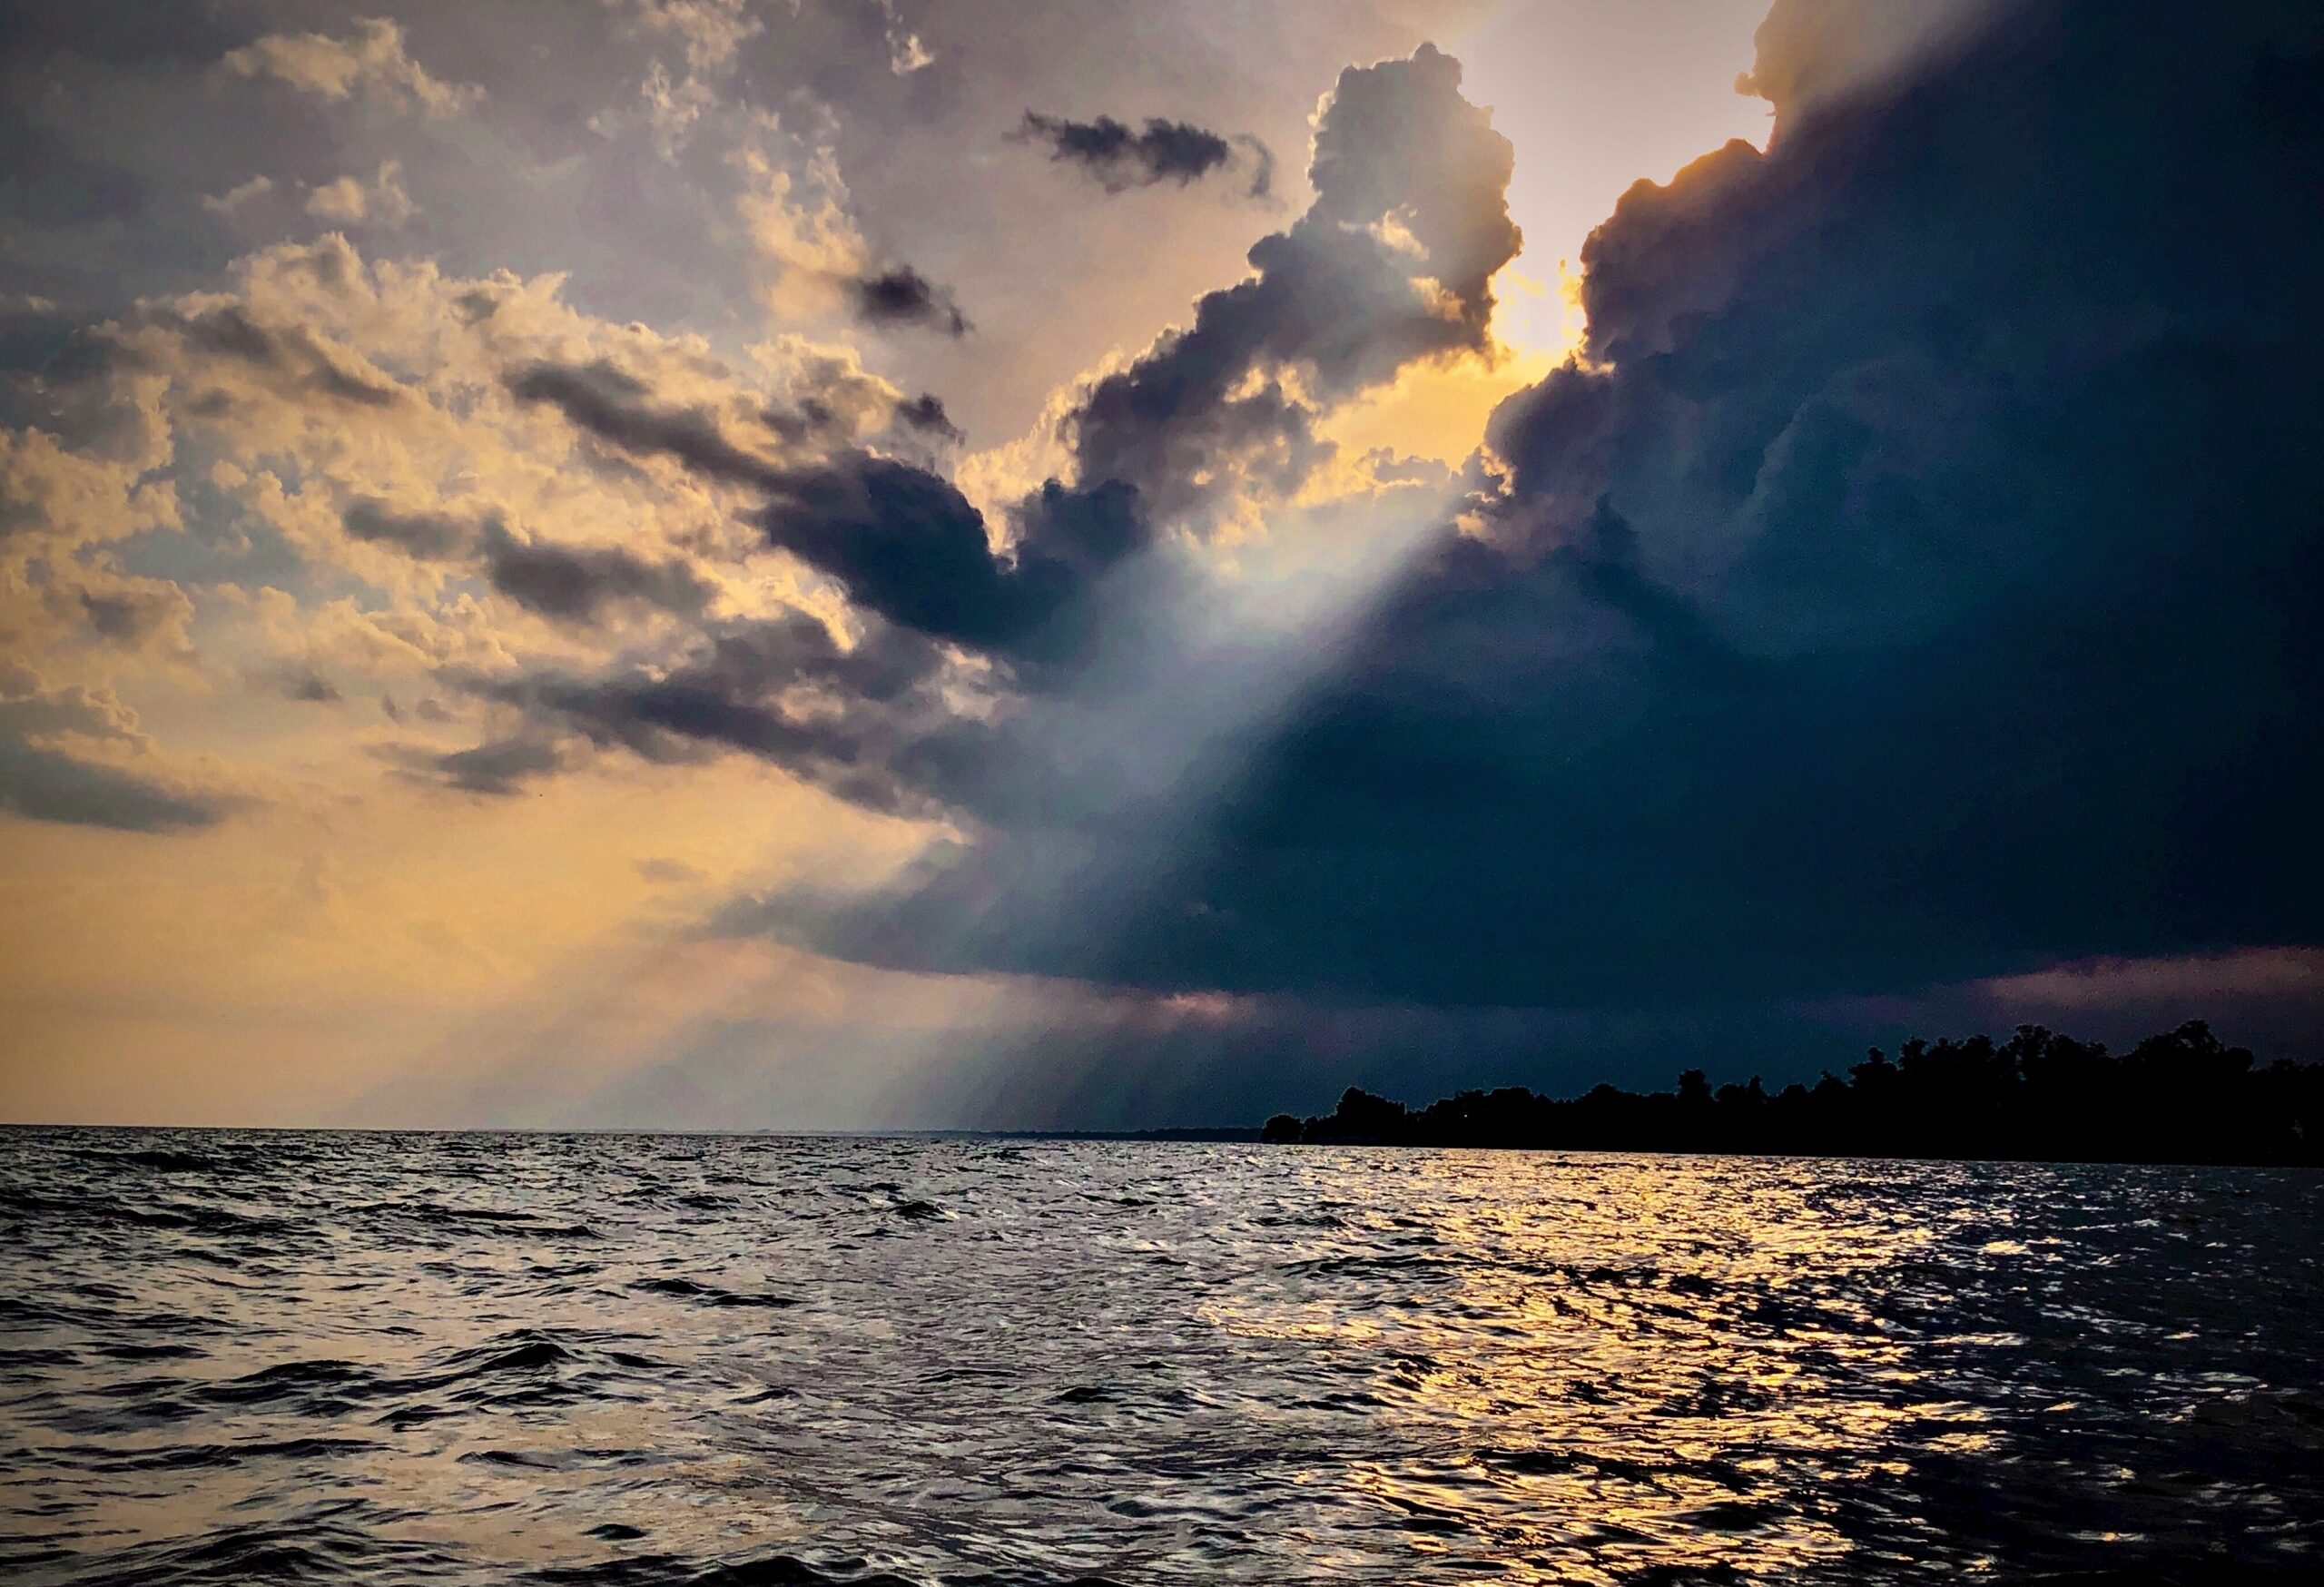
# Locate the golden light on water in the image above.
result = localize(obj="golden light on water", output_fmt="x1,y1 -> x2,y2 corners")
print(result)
1198,1148 -> 1975,1583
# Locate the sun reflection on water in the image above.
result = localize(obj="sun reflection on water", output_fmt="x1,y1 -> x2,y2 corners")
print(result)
3,1132 -> 2319,1584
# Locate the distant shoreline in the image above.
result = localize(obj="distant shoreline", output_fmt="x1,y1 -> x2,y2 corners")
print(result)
1257,1020 -> 2324,1168
7,1019 -> 2319,1162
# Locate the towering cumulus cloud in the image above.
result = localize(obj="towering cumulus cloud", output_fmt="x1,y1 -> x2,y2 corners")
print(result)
1064,44 -> 1516,524
780,0 -> 2324,1027
482,43 -> 1522,795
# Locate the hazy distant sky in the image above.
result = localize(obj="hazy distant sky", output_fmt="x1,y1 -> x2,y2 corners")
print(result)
4,0 -> 2318,1128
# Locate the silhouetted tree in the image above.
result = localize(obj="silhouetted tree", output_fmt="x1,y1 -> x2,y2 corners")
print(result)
1269,1021 -> 2321,1165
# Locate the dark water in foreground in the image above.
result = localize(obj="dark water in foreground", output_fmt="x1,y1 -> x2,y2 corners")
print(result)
3,1132 -> 2320,1585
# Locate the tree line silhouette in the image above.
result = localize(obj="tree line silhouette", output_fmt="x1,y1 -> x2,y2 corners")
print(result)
1260,1021 -> 2324,1165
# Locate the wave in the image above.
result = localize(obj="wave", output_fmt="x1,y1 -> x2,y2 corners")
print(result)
71,1148 -> 225,1174
7,1129 -> 2319,1586
629,1276 -> 797,1309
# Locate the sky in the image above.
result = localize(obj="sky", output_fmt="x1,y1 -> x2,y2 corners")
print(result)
2,0 -> 2319,1129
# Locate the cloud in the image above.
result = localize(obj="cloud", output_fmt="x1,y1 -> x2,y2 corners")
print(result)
399,733 -> 567,797
766,1 -> 2324,1021
340,498 -> 473,560
450,42 -> 1522,804
504,360 -> 784,487
756,460 -> 1139,658
504,352 -> 1141,667
1017,112 -> 1267,196
277,664 -> 343,704
3,229 -> 965,831
1,419 -> 187,665
168,301 -> 407,408
0,665 -> 230,833
891,392 -> 961,442
872,0 -> 933,75
848,264 -> 970,338
202,174 -> 274,217
1971,948 -> 2324,1015
457,611 -> 978,809
1732,0 -> 2002,116
619,0 -> 764,74
219,17 -> 482,117
635,854 -> 708,885
0,734 -> 227,832
304,162 -> 414,227
74,575 -> 195,655
728,110 -> 966,339
477,520 -> 716,624
1059,44 -> 1520,524
341,496 -> 715,626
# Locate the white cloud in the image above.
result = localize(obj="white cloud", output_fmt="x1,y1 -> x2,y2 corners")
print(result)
220,17 -> 482,117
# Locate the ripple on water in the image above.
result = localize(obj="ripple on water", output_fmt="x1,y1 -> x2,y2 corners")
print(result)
2,1129 -> 2320,1585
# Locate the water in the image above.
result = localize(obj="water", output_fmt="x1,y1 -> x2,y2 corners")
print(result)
2,1130 -> 2319,1585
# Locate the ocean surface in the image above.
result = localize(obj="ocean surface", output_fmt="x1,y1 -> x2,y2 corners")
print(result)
3,1131 -> 2319,1585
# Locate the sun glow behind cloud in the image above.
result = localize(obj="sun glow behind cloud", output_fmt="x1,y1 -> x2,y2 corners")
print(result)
1322,2 -> 1769,470
1455,1 -> 1773,349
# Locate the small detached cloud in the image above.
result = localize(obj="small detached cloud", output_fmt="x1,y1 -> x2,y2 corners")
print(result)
1018,111 -> 1272,198
849,264 -> 969,338
202,174 -> 275,217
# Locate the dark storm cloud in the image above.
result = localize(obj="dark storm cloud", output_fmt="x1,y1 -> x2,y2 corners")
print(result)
448,611 -> 987,811
849,265 -> 970,338
340,497 -> 714,625
776,0 -> 2324,1015
505,361 -> 779,488
476,522 -> 714,624
506,363 -> 1149,665
758,458 -> 1147,661
1016,112 -> 1259,194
